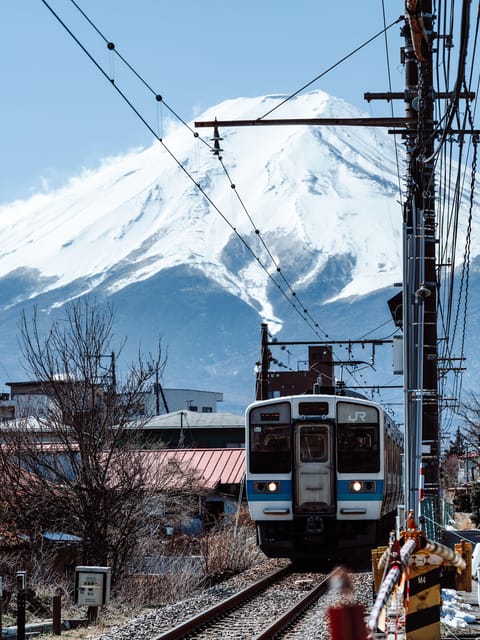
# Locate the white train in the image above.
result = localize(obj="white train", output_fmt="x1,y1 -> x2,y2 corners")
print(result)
245,393 -> 403,562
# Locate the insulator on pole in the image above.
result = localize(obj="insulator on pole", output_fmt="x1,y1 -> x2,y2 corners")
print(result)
211,119 -> 224,156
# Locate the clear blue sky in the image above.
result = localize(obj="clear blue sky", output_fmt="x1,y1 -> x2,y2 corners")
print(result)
2,1 -> 404,203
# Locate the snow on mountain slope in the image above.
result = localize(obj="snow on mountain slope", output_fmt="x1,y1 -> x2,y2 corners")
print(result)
2,89 -> 480,412
0,90 -> 406,325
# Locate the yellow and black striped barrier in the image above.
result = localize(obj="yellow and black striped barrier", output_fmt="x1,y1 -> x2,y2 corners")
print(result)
404,555 -> 441,640
370,532 -> 468,640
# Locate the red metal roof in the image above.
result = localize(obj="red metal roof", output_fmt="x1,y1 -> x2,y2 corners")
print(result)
0,444 -> 245,491
139,448 -> 245,489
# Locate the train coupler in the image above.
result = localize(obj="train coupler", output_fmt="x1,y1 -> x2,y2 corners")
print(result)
306,515 -> 324,534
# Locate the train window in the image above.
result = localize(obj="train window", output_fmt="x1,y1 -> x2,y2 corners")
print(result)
249,423 -> 291,473
337,402 -> 380,473
300,425 -> 328,462
248,402 -> 291,474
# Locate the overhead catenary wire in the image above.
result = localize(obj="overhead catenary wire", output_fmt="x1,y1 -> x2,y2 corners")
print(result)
431,0 -> 479,428
398,0 -> 479,438
257,14 -> 404,120
63,0 -> 336,343
38,0 -> 427,400
381,0 -> 404,200
40,0 -> 335,342
40,0 -> 399,395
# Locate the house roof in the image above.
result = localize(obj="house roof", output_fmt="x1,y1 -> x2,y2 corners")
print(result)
43,531 -> 82,543
0,416 -> 49,432
139,448 -> 245,488
142,411 -> 244,430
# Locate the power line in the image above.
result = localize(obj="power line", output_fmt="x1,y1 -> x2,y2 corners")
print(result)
40,0 -> 335,341
257,15 -> 404,120
39,0 -> 412,400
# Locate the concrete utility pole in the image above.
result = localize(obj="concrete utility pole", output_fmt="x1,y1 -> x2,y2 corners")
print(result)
195,1 -> 453,535
402,0 -> 440,532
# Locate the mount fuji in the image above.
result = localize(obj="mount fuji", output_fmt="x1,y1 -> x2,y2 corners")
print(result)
0,90 -> 478,413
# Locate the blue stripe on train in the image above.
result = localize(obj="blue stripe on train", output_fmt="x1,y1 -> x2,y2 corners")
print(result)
336,479 -> 384,501
246,479 -> 292,501
246,479 -> 384,502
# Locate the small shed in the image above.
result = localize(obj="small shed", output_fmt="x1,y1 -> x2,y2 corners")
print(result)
139,447 -> 246,529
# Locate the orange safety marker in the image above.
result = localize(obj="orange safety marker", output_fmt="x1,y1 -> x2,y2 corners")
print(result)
407,509 -> 417,530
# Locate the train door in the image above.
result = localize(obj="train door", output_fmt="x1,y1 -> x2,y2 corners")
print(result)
294,422 -> 334,512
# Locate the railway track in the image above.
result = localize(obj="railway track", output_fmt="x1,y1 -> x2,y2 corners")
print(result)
151,564 -> 333,640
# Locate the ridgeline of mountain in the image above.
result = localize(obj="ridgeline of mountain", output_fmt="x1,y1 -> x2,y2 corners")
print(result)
0,91 -> 477,411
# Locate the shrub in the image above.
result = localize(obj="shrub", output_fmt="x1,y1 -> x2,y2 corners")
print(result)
199,508 -> 261,584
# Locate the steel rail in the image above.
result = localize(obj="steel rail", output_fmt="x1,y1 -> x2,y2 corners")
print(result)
251,575 -> 330,640
151,565 -> 293,640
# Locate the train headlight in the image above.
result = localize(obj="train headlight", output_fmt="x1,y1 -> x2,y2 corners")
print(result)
254,481 -> 281,493
267,481 -> 280,493
348,480 -> 377,493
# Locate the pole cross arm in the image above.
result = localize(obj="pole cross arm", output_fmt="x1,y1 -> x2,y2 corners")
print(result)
194,117 -> 412,129
364,91 -> 475,101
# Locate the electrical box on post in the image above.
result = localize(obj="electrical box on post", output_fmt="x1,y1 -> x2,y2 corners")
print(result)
392,334 -> 403,375
75,566 -> 111,606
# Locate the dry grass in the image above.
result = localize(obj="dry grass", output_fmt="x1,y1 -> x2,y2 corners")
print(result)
10,515 -> 262,639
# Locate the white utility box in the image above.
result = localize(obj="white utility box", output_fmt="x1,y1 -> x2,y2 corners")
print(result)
75,566 -> 111,606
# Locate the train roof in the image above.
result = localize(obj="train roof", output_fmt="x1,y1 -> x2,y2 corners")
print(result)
246,391 -> 380,411
246,393 -> 403,443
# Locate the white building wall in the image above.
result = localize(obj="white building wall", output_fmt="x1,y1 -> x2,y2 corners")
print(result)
145,388 -> 223,415
0,386 -> 223,419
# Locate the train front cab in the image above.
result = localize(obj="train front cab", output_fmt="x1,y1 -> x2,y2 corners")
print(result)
246,397 -> 388,561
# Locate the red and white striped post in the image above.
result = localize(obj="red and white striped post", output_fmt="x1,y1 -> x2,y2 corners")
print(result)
418,462 -> 424,520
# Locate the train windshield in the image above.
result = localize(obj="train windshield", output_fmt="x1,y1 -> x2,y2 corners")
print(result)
248,402 -> 291,473
300,425 -> 329,462
336,402 -> 380,473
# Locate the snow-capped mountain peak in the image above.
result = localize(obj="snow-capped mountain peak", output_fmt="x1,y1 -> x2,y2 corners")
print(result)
0,90 -> 404,319
2,89 -> 480,412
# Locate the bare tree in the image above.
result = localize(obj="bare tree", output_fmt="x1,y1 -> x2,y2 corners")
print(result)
0,298 -> 170,583
458,392 -> 480,451
454,392 -> 480,483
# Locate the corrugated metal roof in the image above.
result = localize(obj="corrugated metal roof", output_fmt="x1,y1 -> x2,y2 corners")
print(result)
1,442 -> 245,491
43,532 -> 82,543
1,411 -> 244,432
143,411 -> 244,429
140,448 -> 245,488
